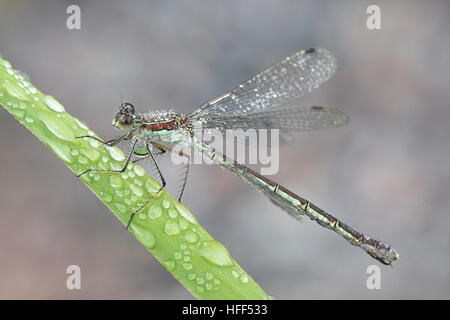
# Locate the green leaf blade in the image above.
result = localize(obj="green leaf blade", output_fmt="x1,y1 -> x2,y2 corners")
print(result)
0,55 -> 269,300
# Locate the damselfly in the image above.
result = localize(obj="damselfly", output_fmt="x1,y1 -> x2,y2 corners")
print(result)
77,48 -> 399,265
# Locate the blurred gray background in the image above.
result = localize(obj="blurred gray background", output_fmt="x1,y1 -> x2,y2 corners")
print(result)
0,0 -> 449,299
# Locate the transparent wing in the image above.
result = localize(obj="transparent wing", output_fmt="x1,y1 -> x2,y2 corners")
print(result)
192,106 -> 349,133
189,48 -> 337,119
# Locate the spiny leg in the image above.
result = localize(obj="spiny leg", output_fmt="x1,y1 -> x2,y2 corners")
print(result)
177,154 -> 191,202
75,132 -> 130,147
75,132 -> 131,177
133,146 -> 190,202
125,144 -> 167,229
138,144 -> 167,187
77,139 -> 138,178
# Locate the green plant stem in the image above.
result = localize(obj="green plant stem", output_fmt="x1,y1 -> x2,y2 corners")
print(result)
0,56 -> 269,300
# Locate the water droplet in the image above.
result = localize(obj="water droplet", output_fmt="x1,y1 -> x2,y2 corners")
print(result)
145,180 -> 159,194
78,156 -> 88,165
110,175 -> 123,188
100,192 -> 112,203
39,112 -> 72,141
196,286 -> 204,293
164,220 -> 180,236
179,218 -> 189,230
115,203 -> 127,213
195,240 -> 204,249
168,208 -> 178,218
198,241 -> 233,267
71,149 -> 79,156
174,251 -> 182,260
82,148 -> 100,162
15,72 -> 24,80
12,109 -> 24,118
134,178 -> 144,187
183,230 -> 198,243
74,118 -> 88,130
196,277 -> 205,285
115,190 -> 123,197
25,117 -> 34,123
50,142 -> 73,163
175,203 -> 198,225
231,270 -> 239,278
213,279 -> 221,285
162,199 -> 171,209
187,273 -> 197,280
129,184 -> 144,197
205,283 -> 213,291
183,256 -> 191,262
43,95 -> 65,112
133,165 -> 145,176
240,274 -> 249,283
89,139 -> 100,148
147,205 -> 162,219
0,59 -> 12,69
182,263 -> 193,270
164,260 -> 175,271
132,226 -> 156,250
108,148 -> 125,161
180,243 -> 188,250
138,213 -> 146,220
205,272 -> 213,280
3,79 -> 29,101
105,163 -> 119,173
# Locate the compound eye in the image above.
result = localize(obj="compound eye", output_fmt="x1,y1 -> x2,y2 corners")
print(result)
121,102 -> 135,115
118,114 -> 133,128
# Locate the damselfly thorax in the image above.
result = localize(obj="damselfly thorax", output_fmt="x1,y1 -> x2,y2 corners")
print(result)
135,111 -> 190,144
77,48 -> 399,265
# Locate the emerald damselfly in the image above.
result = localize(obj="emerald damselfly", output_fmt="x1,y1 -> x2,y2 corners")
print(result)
77,48 -> 399,265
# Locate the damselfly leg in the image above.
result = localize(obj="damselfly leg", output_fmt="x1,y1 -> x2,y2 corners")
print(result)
75,139 -> 137,178
75,132 -> 130,147
176,157 -> 190,202
76,135 -> 169,229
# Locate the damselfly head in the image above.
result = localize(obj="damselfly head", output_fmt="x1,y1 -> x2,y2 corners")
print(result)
113,102 -> 136,130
